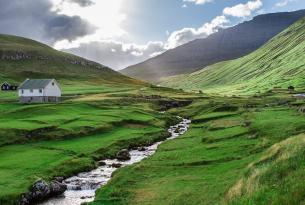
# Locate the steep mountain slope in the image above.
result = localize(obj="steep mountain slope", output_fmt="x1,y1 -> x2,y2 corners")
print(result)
122,10 -> 305,82
0,34 -> 141,85
161,16 -> 305,95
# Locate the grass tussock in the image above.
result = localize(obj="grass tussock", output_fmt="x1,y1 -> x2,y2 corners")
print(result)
225,134 -> 305,205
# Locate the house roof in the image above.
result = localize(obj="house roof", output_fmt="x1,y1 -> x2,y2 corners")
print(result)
1,82 -> 10,85
19,79 -> 54,89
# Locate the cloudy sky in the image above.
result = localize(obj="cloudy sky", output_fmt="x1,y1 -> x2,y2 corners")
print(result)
0,0 -> 304,70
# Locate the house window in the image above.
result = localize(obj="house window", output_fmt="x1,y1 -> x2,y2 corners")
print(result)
39,89 -> 42,93
21,90 -> 24,94
30,89 -> 33,93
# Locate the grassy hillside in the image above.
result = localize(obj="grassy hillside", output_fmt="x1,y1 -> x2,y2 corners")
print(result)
91,91 -> 305,205
161,16 -> 305,95
0,34 -> 141,86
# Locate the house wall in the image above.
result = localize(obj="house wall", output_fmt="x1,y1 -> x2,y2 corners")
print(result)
44,80 -> 61,97
20,96 -> 60,104
18,89 -> 44,97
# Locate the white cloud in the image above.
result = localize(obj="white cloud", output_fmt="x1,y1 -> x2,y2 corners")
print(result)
64,40 -> 166,70
276,0 -> 296,7
51,0 -> 232,69
182,4 -> 188,8
166,15 -> 229,48
223,0 -> 263,18
60,15 -> 230,69
183,0 -> 213,5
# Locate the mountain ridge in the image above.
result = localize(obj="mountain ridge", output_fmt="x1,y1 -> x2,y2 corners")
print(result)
161,15 -> 305,95
0,34 -> 142,85
121,9 -> 305,82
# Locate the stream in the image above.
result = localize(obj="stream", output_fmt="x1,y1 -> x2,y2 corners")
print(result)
40,117 -> 191,205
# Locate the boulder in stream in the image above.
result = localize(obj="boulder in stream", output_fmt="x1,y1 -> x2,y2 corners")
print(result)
138,147 -> 146,151
111,163 -> 122,168
98,161 -> 106,166
116,149 -> 131,161
20,179 -> 67,205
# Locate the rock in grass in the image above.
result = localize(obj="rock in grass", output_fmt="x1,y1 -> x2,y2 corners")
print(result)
116,149 -> 131,161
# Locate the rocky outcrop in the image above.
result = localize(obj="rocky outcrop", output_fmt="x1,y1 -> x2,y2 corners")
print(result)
20,179 -> 67,205
159,100 -> 192,111
116,149 -> 131,161
0,51 -> 107,71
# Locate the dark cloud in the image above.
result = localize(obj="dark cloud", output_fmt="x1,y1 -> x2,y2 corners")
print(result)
0,0 -> 96,45
45,15 -> 96,42
68,0 -> 95,7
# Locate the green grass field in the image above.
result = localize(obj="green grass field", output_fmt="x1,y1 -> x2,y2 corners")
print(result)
0,83 -> 183,204
91,92 -> 305,205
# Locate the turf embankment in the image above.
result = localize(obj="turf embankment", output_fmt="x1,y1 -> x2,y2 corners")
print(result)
91,92 -> 305,205
161,16 -> 305,95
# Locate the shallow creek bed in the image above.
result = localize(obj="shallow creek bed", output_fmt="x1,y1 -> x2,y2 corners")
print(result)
40,117 -> 191,205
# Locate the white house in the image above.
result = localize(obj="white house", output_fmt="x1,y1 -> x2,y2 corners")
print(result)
18,79 -> 61,103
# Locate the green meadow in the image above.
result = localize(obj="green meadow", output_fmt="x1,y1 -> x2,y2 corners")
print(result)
0,83 -> 181,204
91,91 -> 305,205
1,80 -> 304,205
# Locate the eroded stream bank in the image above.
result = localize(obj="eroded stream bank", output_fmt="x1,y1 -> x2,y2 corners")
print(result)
38,117 -> 191,205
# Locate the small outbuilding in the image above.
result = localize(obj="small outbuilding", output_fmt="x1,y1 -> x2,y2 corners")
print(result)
18,79 -> 61,103
1,82 -> 18,91
1,82 -> 10,91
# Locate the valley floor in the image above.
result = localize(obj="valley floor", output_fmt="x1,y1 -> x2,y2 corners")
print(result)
0,85 -> 304,205
92,91 -> 305,205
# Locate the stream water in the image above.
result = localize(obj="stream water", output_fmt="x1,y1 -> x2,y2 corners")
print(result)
40,117 -> 191,205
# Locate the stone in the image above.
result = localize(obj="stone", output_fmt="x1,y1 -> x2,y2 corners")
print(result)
111,163 -> 122,168
19,179 -> 67,204
137,147 -> 146,151
98,161 -> 106,166
54,177 -> 64,183
49,181 -> 67,196
116,149 -> 131,161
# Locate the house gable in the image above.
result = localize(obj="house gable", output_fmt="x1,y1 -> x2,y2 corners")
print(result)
44,79 -> 61,97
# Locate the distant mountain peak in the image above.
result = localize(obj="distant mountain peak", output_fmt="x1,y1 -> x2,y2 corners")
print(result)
121,9 -> 305,83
